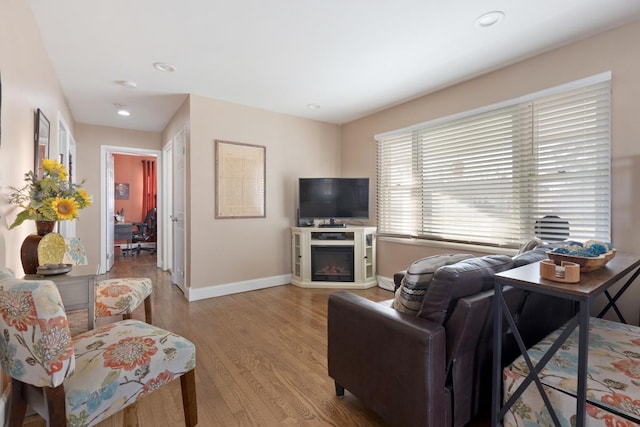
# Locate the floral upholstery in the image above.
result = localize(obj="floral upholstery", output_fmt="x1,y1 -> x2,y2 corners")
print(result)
504,317 -> 640,426
0,268 -> 74,387
63,238 -> 153,321
66,320 -> 195,425
0,268 -> 196,426
63,237 -> 89,266
95,278 -> 152,319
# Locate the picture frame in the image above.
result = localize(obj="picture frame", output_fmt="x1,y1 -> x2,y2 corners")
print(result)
215,140 -> 266,218
115,183 -> 130,200
34,108 -> 50,177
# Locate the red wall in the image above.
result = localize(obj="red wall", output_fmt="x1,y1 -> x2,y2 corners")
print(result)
114,154 -> 156,223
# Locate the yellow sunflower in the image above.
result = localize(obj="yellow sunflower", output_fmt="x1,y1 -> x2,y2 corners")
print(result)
58,168 -> 68,181
42,159 -> 58,172
77,188 -> 92,207
52,197 -> 79,220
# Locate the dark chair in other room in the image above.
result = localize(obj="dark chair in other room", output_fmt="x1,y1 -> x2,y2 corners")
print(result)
132,207 -> 156,254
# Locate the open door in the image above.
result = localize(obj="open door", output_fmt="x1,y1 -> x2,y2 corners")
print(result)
105,151 -> 115,272
58,115 -> 77,238
100,146 -> 162,274
172,128 -> 186,294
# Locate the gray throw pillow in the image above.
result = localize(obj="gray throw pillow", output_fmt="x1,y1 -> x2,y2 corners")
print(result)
418,254 -> 514,325
392,253 -> 474,315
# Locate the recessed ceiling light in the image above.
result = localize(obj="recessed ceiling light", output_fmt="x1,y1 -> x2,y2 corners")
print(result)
474,11 -> 505,28
114,103 -> 130,116
307,104 -> 321,110
153,62 -> 176,72
115,80 -> 137,89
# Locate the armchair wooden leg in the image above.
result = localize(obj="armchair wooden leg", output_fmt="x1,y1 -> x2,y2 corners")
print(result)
180,369 -> 198,427
123,401 -> 139,427
144,295 -> 153,324
121,296 -> 151,323
8,379 -> 27,427
43,384 -> 67,427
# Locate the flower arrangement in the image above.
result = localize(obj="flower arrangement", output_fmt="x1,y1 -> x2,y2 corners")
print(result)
9,159 -> 92,229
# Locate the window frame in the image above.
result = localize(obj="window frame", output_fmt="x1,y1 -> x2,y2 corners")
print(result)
375,72 -> 612,249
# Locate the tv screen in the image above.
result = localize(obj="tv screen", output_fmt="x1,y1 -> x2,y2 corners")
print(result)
298,178 -> 369,220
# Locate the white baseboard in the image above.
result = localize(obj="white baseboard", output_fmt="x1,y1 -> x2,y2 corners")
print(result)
188,274 -> 292,301
377,275 -> 395,291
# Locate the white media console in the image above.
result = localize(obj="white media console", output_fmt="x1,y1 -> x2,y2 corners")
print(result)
290,226 -> 377,289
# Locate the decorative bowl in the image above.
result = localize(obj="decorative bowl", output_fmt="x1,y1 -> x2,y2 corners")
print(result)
546,249 -> 617,272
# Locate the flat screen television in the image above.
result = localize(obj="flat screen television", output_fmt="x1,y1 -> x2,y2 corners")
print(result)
298,178 -> 369,224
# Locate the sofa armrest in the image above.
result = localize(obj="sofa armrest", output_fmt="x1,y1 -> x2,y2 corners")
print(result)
328,291 -> 447,427
393,271 -> 406,291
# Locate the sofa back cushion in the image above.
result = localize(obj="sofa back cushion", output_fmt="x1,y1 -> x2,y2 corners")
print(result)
392,253 -> 474,315
511,247 -> 548,268
418,254 -> 514,325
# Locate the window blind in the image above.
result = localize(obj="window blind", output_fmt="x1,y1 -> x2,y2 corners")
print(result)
376,76 -> 611,248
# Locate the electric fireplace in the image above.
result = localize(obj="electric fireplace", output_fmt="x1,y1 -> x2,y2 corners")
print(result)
311,246 -> 354,282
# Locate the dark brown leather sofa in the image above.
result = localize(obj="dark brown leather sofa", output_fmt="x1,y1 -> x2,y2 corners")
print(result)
328,249 -> 575,427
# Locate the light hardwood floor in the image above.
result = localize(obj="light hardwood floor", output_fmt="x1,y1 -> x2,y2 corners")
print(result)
24,253 -> 393,426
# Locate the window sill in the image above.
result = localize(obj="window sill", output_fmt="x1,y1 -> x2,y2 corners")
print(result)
378,236 -> 518,257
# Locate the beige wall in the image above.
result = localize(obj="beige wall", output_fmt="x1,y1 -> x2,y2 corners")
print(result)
187,95 -> 340,289
0,0 -> 75,273
74,124 -> 162,265
0,0 -> 77,414
342,19 -> 640,321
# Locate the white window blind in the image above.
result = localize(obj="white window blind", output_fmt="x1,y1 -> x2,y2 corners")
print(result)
376,76 -> 611,248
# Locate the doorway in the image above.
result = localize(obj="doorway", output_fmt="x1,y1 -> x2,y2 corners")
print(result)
99,146 -> 161,274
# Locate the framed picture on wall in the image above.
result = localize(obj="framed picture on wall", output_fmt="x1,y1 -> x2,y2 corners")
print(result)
34,108 -> 50,177
115,183 -> 130,200
215,140 -> 266,218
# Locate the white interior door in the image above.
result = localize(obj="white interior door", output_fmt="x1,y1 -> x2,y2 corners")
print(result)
162,142 -> 174,272
105,152 -> 115,271
172,128 -> 186,293
57,115 -> 77,238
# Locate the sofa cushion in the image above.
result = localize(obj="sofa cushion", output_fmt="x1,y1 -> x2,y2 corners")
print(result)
418,254 -> 514,325
516,238 -> 544,255
512,242 -> 572,268
512,246 -> 549,268
392,253 -> 474,315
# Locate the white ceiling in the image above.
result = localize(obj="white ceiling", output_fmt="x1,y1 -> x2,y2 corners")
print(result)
28,0 -> 640,132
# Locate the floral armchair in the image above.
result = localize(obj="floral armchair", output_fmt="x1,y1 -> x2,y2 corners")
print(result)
0,268 -> 196,426
64,237 -> 153,323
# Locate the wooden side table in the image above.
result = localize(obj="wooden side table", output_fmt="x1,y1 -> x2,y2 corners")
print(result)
491,253 -> 640,427
25,264 -> 97,330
